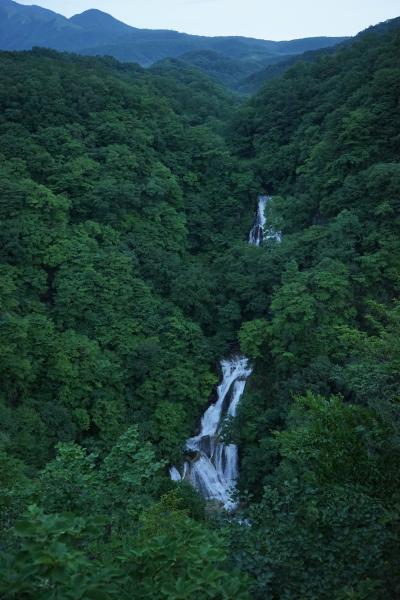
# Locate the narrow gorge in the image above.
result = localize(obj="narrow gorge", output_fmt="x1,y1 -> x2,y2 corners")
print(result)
170,196 -> 270,508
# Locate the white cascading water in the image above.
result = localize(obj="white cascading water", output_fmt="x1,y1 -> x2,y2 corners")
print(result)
170,195 -> 271,509
249,195 -> 281,244
249,195 -> 268,246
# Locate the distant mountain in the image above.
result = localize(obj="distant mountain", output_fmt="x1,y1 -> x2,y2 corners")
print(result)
0,0 -> 77,50
69,9 -> 132,34
0,0 -> 348,82
0,1 -> 123,51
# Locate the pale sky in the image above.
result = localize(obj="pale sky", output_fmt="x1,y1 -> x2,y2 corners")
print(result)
17,0 -> 400,39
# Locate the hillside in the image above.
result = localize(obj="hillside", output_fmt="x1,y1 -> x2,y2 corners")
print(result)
228,19 -> 400,598
236,45 -> 336,94
0,11 -> 399,600
0,46 -> 261,595
160,49 -> 288,91
237,15 -> 400,93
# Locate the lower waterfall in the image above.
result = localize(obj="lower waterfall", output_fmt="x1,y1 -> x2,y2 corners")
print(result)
170,195 -> 268,509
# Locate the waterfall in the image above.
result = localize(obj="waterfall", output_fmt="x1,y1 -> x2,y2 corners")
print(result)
169,466 -> 182,481
249,195 -> 282,244
249,195 -> 268,246
170,195 -> 269,510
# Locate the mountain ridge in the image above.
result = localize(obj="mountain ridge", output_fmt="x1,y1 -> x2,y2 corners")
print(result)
0,0 -> 348,75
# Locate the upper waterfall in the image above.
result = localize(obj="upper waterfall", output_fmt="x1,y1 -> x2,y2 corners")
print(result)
249,195 -> 282,244
249,195 -> 268,246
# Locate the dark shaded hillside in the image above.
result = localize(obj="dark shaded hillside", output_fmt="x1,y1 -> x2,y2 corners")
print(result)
163,49 -> 288,90
227,20 -> 400,599
359,15 -> 400,36
236,45 -> 336,94
237,15 -> 400,93
153,36 -> 349,93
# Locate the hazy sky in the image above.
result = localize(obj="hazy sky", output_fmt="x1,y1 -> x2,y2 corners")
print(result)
18,0 -> 400,39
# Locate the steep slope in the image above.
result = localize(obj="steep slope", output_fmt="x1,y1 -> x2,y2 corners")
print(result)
165,49 -> 287,90
237,45 -> 336,93
227,20 -> 400,599
0,47 -> 261,594
177,38 -> 348,92
237,15 -> 400,93
0,47 -> 255,469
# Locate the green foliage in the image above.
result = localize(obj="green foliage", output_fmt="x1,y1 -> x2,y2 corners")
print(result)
230,24 -> 400,599
0,451 -> 33,547
334,301 -> 400,425
232,394 -> 400,599
121,491 -> 249,599
0,506 -> 116,599
277,393 -> 400,496
1,20 -> 400,600
0,497 -> 248,600
100,427 -> 164,528
38,426 -> 164,536
0,48 -> 254,470
239,319 -> 270,359
233,22 -> 400,482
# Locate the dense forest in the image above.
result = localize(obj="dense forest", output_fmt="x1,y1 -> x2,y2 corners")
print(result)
0,15 -> 400,600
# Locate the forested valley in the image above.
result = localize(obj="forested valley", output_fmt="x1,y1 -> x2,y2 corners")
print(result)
0,17 -> 400,600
